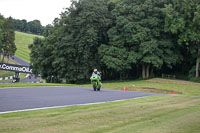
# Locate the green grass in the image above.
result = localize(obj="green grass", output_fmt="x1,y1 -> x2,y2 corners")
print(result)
0,83 -> 76,88
0,78 -> 200,133
0,31 -> 41,78
81,78 -> 200,96
0,95 -> 200,133
0,73 -> 27,83
15,31 -> 43,63
190,77 -> 200,83
0,71 -> 15,78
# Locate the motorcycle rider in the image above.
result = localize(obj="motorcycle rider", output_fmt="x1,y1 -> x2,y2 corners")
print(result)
91,68 -> 101,80
91,68 -> 102,87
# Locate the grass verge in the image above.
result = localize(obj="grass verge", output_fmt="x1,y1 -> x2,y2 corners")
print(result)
0,78 -> 200,132
0,95 -> 200,133
0,83 -> 76,88
0,73 -> 28,83
81,78 -> 200,96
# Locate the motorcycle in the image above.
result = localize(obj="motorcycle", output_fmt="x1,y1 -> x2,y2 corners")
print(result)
90,75 -> 101,91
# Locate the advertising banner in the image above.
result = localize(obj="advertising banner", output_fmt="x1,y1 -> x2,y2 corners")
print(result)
0,63 -> 32,73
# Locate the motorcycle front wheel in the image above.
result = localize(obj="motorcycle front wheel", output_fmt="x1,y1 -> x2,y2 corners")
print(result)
93,83 -> 97,91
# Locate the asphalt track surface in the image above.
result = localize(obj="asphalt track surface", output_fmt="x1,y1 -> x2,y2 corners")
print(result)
12,56 -> 29,66
0,86 -> 158,113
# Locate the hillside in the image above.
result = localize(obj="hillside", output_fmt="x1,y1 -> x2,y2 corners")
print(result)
15,31 -> 43,63
0,32 -> 42,78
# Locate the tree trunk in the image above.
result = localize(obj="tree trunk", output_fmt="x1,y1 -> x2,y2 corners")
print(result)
126,72 -> 129,79
146,64 -> 150,79
196,49 -> 200,78
2,53 -> 5,63
196,59 -> 199,78
120,73 -> 123,80
151,67 -> 154,77
7,56 -> 9,63
142,64 -> 146,79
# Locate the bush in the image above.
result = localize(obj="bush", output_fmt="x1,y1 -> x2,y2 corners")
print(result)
188,66 -> 200,79
190,77 -> 200,83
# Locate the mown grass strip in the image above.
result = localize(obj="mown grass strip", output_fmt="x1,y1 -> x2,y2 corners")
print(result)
0,79 -> 199,132
0,83 -> 77,88
15,31 -> 43,63
171,94 -> 200,98
0,95 -> 199,133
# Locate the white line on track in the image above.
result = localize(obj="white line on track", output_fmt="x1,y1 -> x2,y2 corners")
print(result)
0,96 -> 149,114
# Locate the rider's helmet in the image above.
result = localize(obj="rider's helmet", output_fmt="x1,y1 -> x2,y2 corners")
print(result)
94,69 -> 97,74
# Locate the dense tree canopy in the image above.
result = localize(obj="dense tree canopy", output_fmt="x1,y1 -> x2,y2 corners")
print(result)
164,0 -> 200,77
30,0 -> 110,82
29,0 -> 200,83
0,14 -> 16,62
11,18 -> 45,35
100,0 -> 181,79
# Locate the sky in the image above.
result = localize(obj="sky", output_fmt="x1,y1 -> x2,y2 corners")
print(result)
0,0 -> 71,26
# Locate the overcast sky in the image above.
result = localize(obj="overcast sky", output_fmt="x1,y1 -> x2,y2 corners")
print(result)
0,0 -> 71,26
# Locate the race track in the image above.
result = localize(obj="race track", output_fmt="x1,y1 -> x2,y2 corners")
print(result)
0,86 -> 158,113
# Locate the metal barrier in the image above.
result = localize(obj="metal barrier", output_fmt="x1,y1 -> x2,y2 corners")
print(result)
162,74 -> 176,79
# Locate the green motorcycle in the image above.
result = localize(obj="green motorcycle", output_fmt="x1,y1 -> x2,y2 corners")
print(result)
90,76 -> 101,91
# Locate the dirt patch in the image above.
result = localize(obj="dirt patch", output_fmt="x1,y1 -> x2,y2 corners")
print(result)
127,87 -> 183,94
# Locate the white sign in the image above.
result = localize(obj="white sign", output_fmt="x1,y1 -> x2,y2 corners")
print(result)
0,63 -> 32,73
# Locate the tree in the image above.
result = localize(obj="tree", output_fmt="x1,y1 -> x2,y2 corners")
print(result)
0,14 -> 4,56
0,15 -> 16,62
28,20 -> 44,35
54,0 -> 110,82
13,19 -> 23,31
164,0 -> 200,77
29,36 -> 58,82
101,0 -> 180,79
21,19 -> 29,32
29,0 -> 110,83
11,18 -> 45,35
